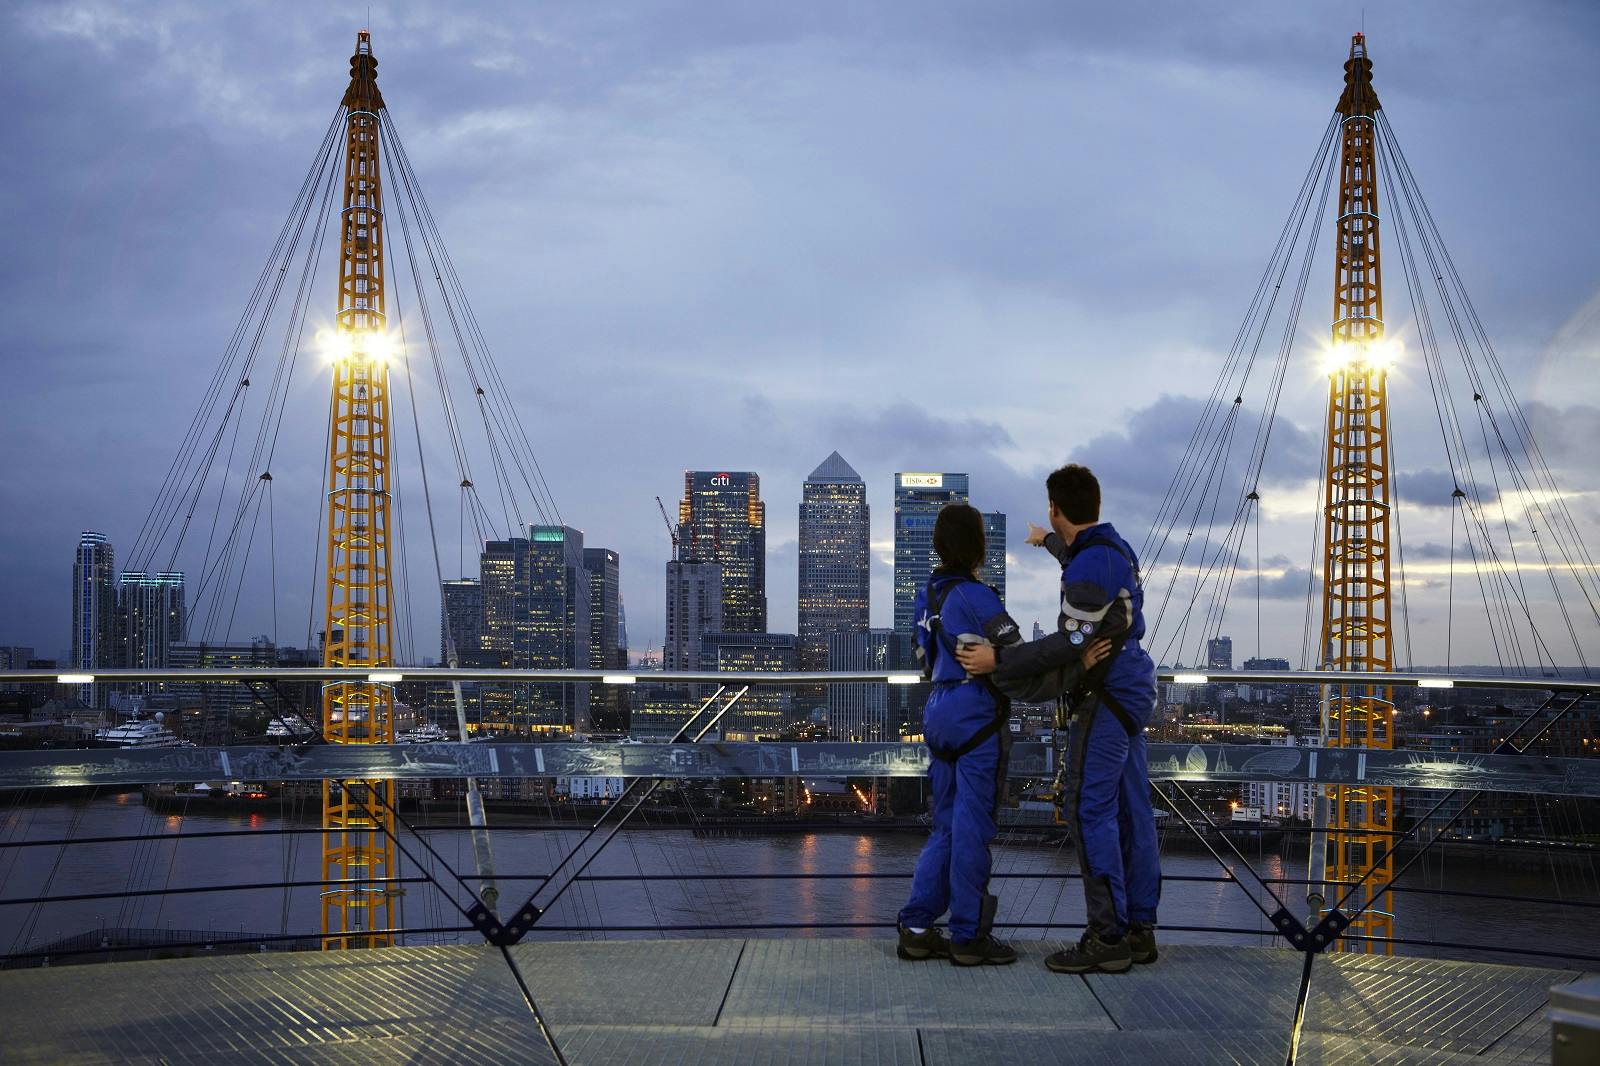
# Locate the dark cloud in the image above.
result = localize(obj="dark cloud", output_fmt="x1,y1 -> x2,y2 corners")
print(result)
1,1 -> 1596,669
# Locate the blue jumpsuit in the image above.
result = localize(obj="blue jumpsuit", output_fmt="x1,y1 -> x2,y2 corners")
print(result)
993,522 -> 1161,939
898,570 -> 1016,942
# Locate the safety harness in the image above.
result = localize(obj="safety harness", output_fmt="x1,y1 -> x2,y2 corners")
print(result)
921,576 -> 1009,764
1058,533 -> 1144,737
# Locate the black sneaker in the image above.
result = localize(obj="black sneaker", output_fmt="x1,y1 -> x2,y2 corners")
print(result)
1127,922 -> 1158,964
896,923 -> 952,961
949,934 -> 1018,967
1045,931 -> 1133,974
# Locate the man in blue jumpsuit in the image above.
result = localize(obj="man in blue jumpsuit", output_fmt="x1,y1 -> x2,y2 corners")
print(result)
958,464 -> 1161,974
896,503 -> 1024,967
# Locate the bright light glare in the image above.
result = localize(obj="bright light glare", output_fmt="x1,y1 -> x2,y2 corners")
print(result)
1173,673 -> 1210,685
887,673 -> 920,685
1321,336 -> 1402,376
602,674 -> 638,685
1417,678 -> 1454,689
57,673 -> 95,684
318,328 -> 396,364
367,671 -> 404,683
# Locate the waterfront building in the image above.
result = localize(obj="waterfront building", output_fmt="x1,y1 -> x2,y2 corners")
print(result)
117,571 -> 186,673
627,682 -> 703,740
71,531 -> 118,708
665,559 -> 723,672
583,547 -> 627,732
826,628 -> 897,741
1242,735 -> 1318,821
679,471 -> 766,633
439,579 -> 482,664
699,631 -> 796,737
797,452 -> 869,673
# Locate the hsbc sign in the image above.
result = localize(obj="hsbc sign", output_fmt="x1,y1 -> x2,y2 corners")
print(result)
899,473 -> 944,489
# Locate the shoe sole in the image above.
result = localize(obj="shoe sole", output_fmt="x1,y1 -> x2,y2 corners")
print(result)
896,945 -> 949,961
1045,956 -> 1134,974
950,954 -> 1018,967
1131,951 -> 1158,965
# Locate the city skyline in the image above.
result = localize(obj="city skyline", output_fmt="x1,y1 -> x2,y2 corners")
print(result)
2,4 -> 1596,673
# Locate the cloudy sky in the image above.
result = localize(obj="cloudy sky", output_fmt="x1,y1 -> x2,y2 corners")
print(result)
2,1 -> 1597,671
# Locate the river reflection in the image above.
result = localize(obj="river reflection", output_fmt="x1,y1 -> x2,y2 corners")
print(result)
0,795 -> 1594,968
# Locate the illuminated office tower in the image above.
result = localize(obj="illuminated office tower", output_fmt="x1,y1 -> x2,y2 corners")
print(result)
583,547 -> 626,732
798,452 -> 869,672
478,526 -> 589,733
439,578 -> 482,664
827,628 -> 897,741
982,511 -> 1007,602
679,471 -> 766,633
700,631 -> 796,737
892,473 -> 969,651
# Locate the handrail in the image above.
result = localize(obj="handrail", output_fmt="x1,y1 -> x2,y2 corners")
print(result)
5,665 -> 1597,691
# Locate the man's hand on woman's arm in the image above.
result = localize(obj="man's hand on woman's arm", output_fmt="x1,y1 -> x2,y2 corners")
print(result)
957,637 -> 1111,677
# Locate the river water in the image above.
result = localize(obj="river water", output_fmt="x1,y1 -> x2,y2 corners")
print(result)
2,793 -> 1595,968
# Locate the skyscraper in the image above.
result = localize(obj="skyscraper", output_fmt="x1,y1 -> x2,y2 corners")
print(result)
1207,636 -> 1234,671
479,526 -> 590,733
529,526 -> 590,731
827,628 -> 898,741
665,559 -> 723,672
71,531 -> 117,707
982,511 -> 1007,602
892,473 -> 970,652
798,452 -> 869,672
699,631 -> 796,737
439,578 -> 482,665
583,547 -> 626,732
118,571 -> 185,677
679,471 -> 766,633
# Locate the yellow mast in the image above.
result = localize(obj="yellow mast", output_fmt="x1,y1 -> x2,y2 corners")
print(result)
1319,31 -> 1395,952
321,30 -> 399,949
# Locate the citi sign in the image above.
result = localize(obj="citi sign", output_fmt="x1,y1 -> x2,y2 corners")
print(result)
709,473 -> 732,487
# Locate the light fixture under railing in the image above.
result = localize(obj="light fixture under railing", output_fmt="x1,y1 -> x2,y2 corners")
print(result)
887,673 -> 920,685
602,674 -> 638,685
1173,673 -> 1210,685
367,671 -> 404,683
56,673 -> 94,684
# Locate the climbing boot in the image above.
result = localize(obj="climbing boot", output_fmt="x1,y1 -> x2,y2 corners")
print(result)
1127,922 -> 1159,964
949,934 -> 1018,967
896,923 -> 951,961
1045,930 -> 1133,974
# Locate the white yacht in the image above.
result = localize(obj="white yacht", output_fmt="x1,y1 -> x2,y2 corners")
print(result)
95,713 -> 187,748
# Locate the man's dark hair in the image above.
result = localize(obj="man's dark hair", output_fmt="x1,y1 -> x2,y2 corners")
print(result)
933,503 -> 986,574
1047,464 -> 1101,524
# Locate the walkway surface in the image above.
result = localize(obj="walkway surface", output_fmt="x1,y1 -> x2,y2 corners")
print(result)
0,938 -> 1583,1064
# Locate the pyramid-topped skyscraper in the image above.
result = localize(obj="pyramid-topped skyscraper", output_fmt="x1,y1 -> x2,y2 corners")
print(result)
798,452 -> 870,672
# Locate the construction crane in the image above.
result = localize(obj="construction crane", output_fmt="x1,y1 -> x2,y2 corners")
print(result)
1313,31 -> 1395,952
320,30 -> 399,950
655,495 -> 679,559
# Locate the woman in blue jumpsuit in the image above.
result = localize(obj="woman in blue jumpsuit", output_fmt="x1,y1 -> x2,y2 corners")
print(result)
896,504 -> 1111,967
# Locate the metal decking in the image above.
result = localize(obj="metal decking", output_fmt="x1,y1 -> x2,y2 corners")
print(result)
0,939 -> 1582,1065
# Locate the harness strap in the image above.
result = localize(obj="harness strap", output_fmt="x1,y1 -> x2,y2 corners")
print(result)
1099,689 -> 1139,736
927,717 -> 1001,763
